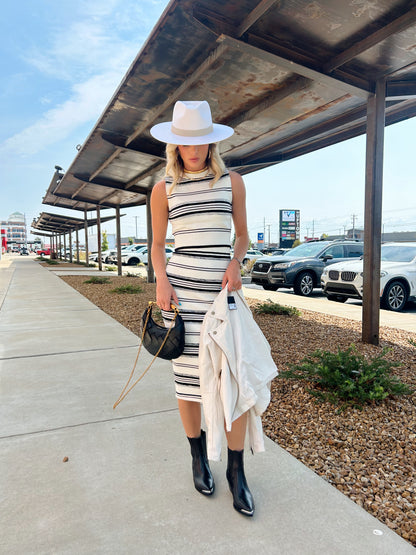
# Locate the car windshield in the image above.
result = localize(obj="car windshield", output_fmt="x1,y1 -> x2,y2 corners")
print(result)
381,245 -> 416,263
286,242 -> 330,257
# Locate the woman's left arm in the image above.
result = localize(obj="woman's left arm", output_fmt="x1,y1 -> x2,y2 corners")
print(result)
222,171 -> 250,291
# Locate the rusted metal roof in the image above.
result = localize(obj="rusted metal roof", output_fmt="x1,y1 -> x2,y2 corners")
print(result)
31,212 -> 119,234
43,0 -> 416,210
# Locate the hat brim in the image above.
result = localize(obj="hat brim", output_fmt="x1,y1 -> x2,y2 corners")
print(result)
150,122 -> 234,145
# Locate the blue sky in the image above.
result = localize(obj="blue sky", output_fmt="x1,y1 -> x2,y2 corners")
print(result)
1,0 -> 415,245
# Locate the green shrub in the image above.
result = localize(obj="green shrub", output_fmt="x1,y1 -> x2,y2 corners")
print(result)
105,265 -> 117,272
42,258 -> 59,265
254,300 -> 300,317
84,276 -> 112,284
279,345 -> 413,411
110,284 -> 143,294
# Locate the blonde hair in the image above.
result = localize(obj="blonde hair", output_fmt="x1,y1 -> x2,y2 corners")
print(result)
165,143 -> 226,194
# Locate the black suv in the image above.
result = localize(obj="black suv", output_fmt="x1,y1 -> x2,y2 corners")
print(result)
251,240 -> 364,296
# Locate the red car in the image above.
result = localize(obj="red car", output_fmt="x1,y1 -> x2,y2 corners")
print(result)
36,248 -> 51,256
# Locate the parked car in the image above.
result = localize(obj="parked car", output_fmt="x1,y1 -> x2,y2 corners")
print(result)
107,245 -> 147,264
121,246 -> 174,266
36,248 -> 51,256
260,247 -> 290,256
231,248 -> 264,264
243,249 -> 264,263
321,242 -> 416,311
251,240 -> 364,296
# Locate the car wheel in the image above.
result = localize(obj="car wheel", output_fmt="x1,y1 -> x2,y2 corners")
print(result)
327,294 -> 347,303
128,257 -> 139,266
294,271 -> 314,296
263,284 -> 279,291
381,280 -> 408,312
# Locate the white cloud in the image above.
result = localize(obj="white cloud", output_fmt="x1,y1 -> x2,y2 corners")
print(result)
1,0 -> 166,158
23,0 -> 153,82
1,71 -> 122,157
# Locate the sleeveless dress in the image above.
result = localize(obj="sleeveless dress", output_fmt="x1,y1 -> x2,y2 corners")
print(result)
163,170 -> 232,403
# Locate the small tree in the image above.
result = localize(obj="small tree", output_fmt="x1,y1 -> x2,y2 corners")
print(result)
128,237 -> 134,245
102,230 -> 109,251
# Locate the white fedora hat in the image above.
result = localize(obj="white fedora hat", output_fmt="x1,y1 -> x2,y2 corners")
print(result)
150,100 -> 234,145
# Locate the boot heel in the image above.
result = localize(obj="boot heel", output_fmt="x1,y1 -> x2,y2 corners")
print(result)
187,430 -> 215,496
226,448 -> 254,516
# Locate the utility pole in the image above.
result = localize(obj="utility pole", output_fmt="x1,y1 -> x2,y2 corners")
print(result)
351,214 -> 357,239
134,216 -> 139,240
312,220 -> 315,239
267,224 -> 271,246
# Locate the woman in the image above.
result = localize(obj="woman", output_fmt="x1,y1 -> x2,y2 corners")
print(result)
150,100 -> 254,516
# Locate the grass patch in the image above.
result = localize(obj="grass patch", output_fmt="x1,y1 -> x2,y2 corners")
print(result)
279,345 -> 413,411
77,261 -> 96,267
110,284 -> 143,294
84,276 -> 112,284
40,258 -> 59,265
253,299 -> 300,317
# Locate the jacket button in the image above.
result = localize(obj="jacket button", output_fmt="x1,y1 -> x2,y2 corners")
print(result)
213,331 -> 217,335
211,311 -> 215,315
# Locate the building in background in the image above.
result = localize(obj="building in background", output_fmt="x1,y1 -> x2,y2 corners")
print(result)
1,212 -> 27,251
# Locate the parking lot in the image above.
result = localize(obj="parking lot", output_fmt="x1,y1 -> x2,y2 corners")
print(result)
244,283 -> 416,333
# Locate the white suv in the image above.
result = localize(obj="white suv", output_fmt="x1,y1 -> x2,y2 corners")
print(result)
121,247 -> 174,266
321,242 -> 416,311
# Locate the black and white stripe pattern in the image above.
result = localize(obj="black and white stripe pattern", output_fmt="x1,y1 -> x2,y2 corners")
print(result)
165,171 -> 232,402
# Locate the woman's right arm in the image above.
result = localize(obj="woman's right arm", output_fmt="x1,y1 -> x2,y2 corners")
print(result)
150,180 -> 179,311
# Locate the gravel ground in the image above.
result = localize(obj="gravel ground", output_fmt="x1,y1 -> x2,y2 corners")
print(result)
59,272 -> 416,546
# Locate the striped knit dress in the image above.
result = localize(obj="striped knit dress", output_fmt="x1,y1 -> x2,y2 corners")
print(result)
163,170 -> 232,403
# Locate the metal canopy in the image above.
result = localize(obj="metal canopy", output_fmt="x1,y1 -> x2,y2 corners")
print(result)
31,212 -> 118,234
45,0 -> 416,205
41,0 -> 416,343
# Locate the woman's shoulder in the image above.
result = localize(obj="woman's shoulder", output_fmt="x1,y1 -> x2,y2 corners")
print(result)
151,179 -> 168,200
153,179 -> 167,191
228,170 -> 245,189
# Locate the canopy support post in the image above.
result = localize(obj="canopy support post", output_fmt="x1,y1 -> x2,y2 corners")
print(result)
362,79 -> 385,345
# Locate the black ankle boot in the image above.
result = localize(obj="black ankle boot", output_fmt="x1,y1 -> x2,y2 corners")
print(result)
226,448 -> 255,516
187,430 -> 214,496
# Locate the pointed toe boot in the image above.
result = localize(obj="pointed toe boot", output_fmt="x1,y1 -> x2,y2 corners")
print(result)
226,448 -> 255,516
187,430 -> 215,496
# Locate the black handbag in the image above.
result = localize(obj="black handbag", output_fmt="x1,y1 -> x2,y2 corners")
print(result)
113,302 -> 185,408
142,302 -> 185,360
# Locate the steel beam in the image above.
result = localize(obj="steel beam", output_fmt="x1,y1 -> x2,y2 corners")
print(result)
97,206 -> 102,272
219,34 -> 371,99
72,173 -> 149,195
116,207 -> 122,276
362,80 -> 386,345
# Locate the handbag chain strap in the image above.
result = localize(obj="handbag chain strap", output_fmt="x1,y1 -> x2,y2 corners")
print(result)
113,302 -> 179,409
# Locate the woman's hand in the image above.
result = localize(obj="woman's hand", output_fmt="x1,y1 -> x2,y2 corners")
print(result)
222,258 -> 242,292
156,276 -> 179,311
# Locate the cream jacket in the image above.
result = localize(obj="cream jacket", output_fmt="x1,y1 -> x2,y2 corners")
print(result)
199,287 -> 278,461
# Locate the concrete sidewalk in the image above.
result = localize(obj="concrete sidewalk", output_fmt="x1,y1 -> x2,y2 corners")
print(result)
1,256 -> 414,554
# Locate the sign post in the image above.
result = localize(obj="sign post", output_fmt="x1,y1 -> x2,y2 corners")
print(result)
279,210 -> 300,248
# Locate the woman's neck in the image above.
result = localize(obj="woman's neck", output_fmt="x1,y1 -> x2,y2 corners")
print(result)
183,166 -> 208,175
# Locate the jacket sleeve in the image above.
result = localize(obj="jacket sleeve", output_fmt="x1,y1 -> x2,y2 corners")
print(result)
199,306 -> 226,462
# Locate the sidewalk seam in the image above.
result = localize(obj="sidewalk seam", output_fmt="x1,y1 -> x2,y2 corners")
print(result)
0,407 -> 179,441
0,343 -> 139,361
